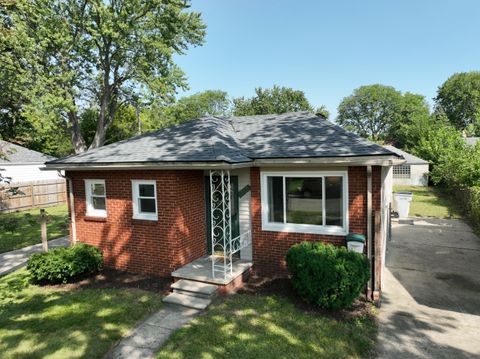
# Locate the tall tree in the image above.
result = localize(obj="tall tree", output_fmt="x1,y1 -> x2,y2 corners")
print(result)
337,84 -> 404,141
0,0 -> 206,153
232,86 -> 317,116
391,92 -> 431,149
436,71 -> 480,131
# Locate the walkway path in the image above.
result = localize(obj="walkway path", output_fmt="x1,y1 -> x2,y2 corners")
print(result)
0,236 -> 69,276
106,304 -> 201,359
377,218 -> 480,358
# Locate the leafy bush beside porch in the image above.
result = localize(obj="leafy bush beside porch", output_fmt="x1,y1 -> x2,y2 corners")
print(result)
286,242 -> 370,309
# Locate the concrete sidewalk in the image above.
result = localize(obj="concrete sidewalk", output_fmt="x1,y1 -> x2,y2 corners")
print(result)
0,236 -> 70,276
377,218 -> 480,358
106,304 -> 201,359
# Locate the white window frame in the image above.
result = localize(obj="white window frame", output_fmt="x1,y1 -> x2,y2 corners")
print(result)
260,170 -> 349,236
131,180 -> 158,221
84,179 -> 107,217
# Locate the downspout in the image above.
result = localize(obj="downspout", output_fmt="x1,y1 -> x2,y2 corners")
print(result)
367,165 -> 372,300
57,171 -> 76,246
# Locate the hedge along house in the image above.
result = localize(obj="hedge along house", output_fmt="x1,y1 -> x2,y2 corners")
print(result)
46,112 -> 403,299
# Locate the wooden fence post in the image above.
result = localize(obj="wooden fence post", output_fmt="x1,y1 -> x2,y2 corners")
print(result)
40,208 -> 48,252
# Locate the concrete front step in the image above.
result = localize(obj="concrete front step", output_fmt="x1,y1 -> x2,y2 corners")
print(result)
171,279 -> 218,299
162,292 -> 212,310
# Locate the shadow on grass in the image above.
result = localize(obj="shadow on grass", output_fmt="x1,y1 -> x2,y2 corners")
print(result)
157,294 -> 377,359
0,270 -> 162,359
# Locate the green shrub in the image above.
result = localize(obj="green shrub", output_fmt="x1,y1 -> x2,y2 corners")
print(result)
286,242 -> 370,309
27,243 -> 103,284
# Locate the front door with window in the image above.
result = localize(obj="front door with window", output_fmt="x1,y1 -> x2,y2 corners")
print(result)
205,175 -> 240,255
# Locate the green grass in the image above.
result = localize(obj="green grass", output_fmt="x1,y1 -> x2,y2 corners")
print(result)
0,269 -> 163,359
157,294 -> 377,359
394,185 -> 463,219
0,204 -> 69,253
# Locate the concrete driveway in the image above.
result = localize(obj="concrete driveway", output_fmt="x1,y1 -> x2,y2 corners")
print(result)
377,218 -> 480,359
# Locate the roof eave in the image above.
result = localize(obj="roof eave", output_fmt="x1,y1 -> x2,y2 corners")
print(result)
44,160 -> 253,171
253,155 -> 405,166
44,155 -> 405,170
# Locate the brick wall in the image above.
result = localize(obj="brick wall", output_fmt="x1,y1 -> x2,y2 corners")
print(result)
250,166 -> 382,276
66,170 -> 206,277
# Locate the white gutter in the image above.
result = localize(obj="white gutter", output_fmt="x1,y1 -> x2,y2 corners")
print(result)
67,178 -> 77,245
44,155 -> 405,171
366,165 -> 372,299
56,170 -> 76,246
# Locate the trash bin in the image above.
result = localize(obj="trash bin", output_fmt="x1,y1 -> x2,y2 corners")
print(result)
393,191 -> 413,219
346,233 -> 365,254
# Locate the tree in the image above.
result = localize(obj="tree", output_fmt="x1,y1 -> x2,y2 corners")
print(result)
147,90 -> 231,127
436,72 -> 480,131
391,92 -> 431,149
232,86 -> 317,116
337,84 -> 404,141
0,0 -> 206,153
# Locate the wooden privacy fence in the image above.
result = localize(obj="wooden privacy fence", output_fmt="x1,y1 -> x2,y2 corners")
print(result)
0,179 -> 67,213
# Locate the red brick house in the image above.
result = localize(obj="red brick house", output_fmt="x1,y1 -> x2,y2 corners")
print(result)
46,112 -> 402,299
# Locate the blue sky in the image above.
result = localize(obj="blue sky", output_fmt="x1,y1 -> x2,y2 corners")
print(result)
175,0 -> 480,118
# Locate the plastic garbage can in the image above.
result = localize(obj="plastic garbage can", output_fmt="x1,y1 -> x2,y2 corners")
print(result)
394,191 -> 413,219
346,233 -> 365,254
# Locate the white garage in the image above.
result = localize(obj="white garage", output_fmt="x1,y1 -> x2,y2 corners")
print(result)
383,145 -> 429,186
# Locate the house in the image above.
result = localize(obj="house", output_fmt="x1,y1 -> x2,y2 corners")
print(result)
383,145 -> 429,186
45,112 -> 403,299
0,140 -> 62,183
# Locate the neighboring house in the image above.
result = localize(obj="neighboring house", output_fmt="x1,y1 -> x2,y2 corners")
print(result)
383,145 -> 429,186
0,140 -> 62,183
46,112 -> 403,298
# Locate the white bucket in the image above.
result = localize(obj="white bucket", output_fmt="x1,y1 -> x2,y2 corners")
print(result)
394,192 -> 413,219
347,241 -> 364,254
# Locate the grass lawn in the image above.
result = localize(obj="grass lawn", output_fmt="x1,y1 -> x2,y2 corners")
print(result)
0,269 -> 163,359
394,185 -> 463,219
157,294 -> 377,359
0,204 -> 69,253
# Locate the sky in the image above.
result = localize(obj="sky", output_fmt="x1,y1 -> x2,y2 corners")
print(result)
175,0 -> 480,118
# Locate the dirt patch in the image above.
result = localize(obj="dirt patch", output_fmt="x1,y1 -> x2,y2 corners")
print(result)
48,268 -> 172,294
238,275 -> 374,322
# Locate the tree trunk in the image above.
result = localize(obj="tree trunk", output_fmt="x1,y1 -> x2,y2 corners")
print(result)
69,111 -> 87,153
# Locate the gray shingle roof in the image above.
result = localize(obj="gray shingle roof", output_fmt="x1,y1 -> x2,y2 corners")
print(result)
48,112 -> 398,166
383,145 -> 428,165
0,140 -> 56,164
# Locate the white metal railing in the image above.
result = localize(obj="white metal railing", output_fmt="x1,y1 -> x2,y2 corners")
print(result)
209,169 -> 252,281
231,230 -> 251,255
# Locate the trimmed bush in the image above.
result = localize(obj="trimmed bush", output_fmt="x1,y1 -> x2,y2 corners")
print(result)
27,243 -> 103,284
286,242 -> 370,309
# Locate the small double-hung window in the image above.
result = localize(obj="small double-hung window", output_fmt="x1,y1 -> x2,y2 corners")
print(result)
132,180 -> 158,221
85,179 -> 107,217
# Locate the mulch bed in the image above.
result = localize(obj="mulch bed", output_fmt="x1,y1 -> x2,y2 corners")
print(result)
50,268 -> 172,294
238,275 -> 374,321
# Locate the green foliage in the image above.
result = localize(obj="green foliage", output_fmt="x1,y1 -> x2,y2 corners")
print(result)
0,0 -> 206,152
0,216 -> 19,233
436,71 -> 480,131
144,90 -> 231,128
411,122 -> 464,166
286,242 -> 370,309
232,85 -> 317,116
430,141 -> 480,188
337,84 -> 429,142
27,243 -> 103,284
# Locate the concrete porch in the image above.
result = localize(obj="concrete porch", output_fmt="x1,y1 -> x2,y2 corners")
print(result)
171,256 -> 253,286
